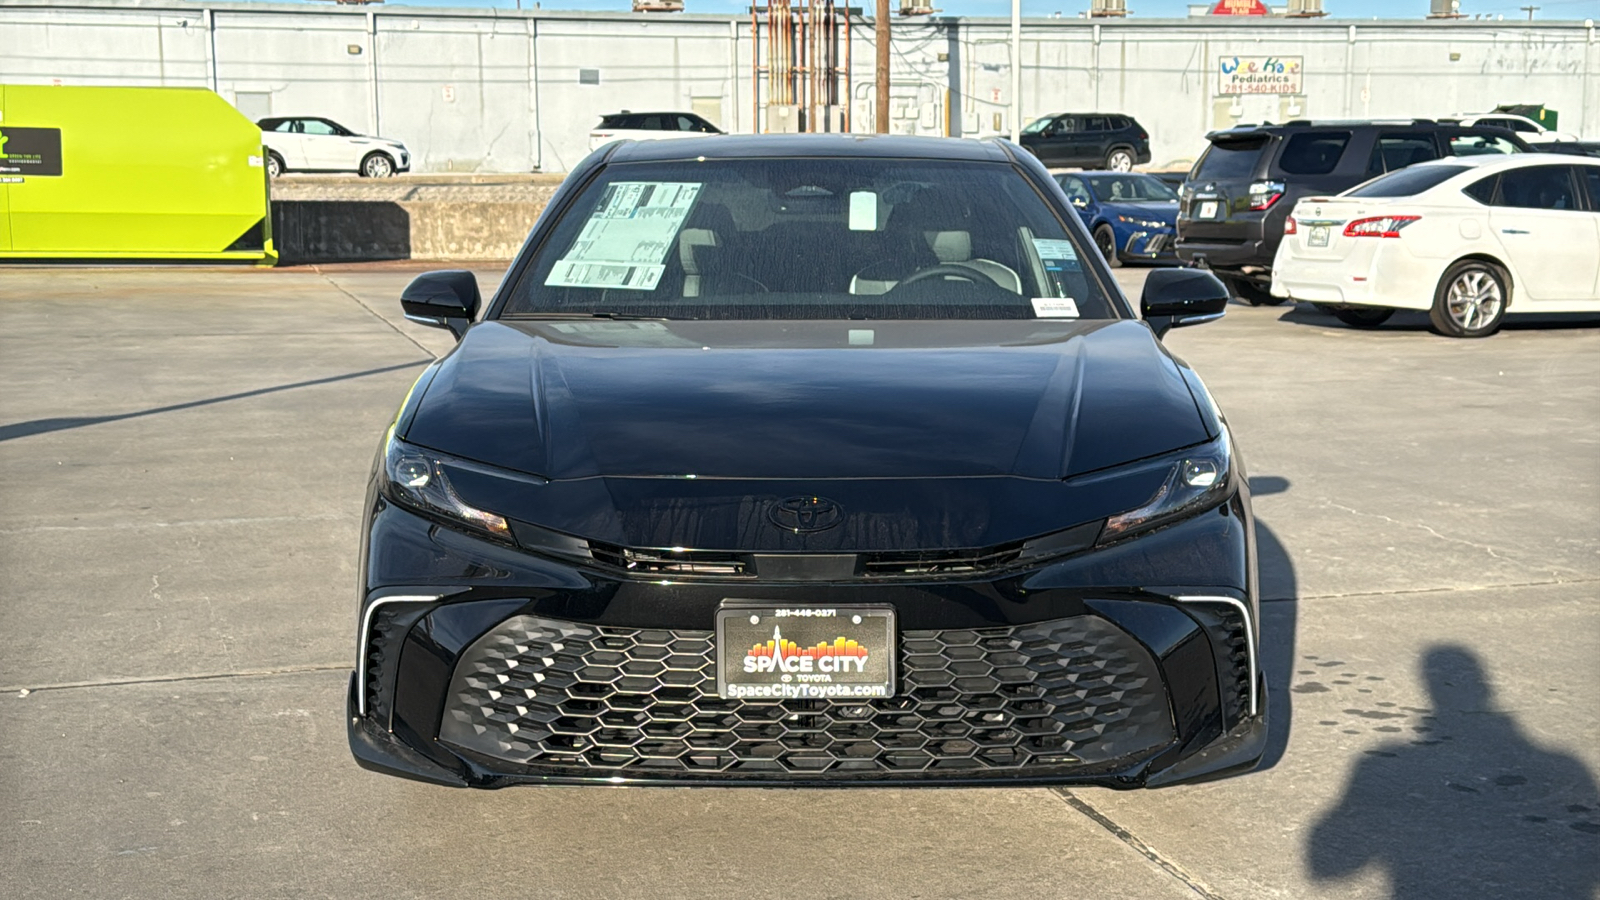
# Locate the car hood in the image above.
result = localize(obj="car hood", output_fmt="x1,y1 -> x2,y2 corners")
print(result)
405,318 -> 1209,482
1101,200 -> 1178,220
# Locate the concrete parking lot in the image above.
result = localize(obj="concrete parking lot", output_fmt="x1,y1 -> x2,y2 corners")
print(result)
1,264 -> 1596,900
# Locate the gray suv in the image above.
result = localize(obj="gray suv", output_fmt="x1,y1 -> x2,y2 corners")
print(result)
1175,119 -> 1530,305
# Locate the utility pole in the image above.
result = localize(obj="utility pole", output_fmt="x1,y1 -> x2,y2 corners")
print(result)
875,0 -> 890,133
1009,0 -> 1020,142
1520,4 -> 1537,18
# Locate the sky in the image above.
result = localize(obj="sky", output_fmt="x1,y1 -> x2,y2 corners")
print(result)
356,0 -> 1599,20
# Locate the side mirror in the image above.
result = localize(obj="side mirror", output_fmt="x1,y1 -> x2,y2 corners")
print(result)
1071,197 -> 1089,209
1140,268 -> 1229,338
401,270 -> 480,341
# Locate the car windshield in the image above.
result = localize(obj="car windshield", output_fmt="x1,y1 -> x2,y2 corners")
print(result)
1083,174 -> 1177,203
501,158 -> 1117,321
1021,116 -> 1057,135
1345,164 -> 1471,198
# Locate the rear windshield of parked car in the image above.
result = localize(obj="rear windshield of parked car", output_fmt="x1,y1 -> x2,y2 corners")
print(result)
1193,137 -> 1268,181
1346,164 -> 1470,198
502,158 -> 1118,321
1276,132 -> 1350,175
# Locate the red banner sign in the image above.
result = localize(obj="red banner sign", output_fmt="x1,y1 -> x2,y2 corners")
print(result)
1211,0 -> 1269,15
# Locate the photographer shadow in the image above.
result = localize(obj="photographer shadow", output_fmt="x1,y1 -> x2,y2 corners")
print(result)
1308,646 -> 1600,899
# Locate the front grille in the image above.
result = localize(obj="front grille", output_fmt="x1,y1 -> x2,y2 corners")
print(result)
439,614 -> 1174,780
588,542 -> 751,577
859,543 -> 1024,577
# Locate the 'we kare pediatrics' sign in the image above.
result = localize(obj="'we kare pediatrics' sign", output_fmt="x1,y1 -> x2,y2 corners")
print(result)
1218,56 -> 1303,95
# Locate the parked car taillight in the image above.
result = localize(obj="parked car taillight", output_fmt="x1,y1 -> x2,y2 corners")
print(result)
1343,215 -> 1420,238
1283,216 -> 1298,235
1247,181 -> 1285,211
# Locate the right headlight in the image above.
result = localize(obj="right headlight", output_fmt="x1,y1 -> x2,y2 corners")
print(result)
1098,429 -> 1233,543
380,432 -> 513,540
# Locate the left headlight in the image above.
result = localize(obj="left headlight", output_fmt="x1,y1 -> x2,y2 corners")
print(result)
1098,430 -> 1232,543
1117,215 -> 1169,230
380,434 -> 512,539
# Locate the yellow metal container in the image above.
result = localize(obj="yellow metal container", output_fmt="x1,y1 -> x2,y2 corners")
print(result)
0,85 -> 275,263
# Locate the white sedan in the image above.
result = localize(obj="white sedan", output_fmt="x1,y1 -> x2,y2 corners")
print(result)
258,116 -> 411,178
1271,154 -> 1600,337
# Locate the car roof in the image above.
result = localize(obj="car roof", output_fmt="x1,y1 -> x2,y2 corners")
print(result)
1407,151 -> 1600,171
1036,112 -> 1133,118
603,111 -> 700,117
606,133 -> 1014,163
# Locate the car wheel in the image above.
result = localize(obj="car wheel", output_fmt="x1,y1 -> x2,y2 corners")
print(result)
267,152 -> 284,179
1105,148 -> 1135,172
361,153 -> 396,178
1093,224 -> 1122,268
1332,307 -> 1395,328
1430,259 -> 1508,338
1226,276 -> 1286,307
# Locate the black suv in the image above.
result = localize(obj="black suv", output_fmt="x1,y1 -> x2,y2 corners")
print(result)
1175,120 -> 1531,304
1019,113 -> 1153,172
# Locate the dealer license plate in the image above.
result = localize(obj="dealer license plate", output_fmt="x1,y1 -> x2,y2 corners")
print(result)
1197,200 -> 1219,219
716,603 -> 897,701
1309,225 -> 1330,248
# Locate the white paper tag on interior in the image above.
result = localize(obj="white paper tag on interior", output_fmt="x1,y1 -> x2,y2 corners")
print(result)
1031,297 -> 1080,318
1031,238 -> 1078,261
848,191 -> 878,231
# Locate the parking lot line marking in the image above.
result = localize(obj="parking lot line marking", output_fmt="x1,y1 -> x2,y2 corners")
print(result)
1054,788 -> 1230,900
1,664 -> 348,697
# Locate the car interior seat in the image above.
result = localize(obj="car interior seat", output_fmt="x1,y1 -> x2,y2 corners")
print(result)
849,191 -> 1022,295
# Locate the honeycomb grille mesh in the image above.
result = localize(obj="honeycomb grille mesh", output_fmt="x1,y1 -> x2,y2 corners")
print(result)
438,614 -> 1175,779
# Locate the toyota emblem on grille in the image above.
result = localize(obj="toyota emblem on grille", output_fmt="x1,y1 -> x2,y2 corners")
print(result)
768,496 -> 844,533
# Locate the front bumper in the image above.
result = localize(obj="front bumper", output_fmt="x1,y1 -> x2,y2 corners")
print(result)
349,497 -> 1265,789
1121,227 -> 1178,262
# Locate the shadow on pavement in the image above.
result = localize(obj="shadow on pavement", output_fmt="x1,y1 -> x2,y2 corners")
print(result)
1274,303 -> 1600,335
0,359 -> 430,443
1308,645 -> 1600,899
1249,474 -> 1296,772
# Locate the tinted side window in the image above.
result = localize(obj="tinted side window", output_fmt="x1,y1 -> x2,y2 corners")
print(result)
1055,175 -> 1092,205
1083,116 -> 1109,132
1583,168 -> 1600,211
1111,116 -> 1131,130
1461,175 -> 1497,205
269,121 -> 295,133
302,120 -> 339,136
674,115 -> 698,132
1366,133 -> 1440,177
1276,132 -> 1350,176
1052,117 -> 1078,134
1193,137 -> 1268,181
1495,166 -> 1579,211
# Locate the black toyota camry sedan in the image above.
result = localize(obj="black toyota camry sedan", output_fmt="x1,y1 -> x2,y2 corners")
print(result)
349,134 -> 1264,789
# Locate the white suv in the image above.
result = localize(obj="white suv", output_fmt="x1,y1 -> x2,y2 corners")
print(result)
588,111 -> 722,152
258,117 -> 411,178
1449,113 -> 1581,144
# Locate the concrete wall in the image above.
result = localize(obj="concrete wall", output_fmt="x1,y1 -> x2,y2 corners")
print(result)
4,0 -> 1596,173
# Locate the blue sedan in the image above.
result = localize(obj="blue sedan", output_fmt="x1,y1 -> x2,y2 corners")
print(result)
1053,172 -> 1180,268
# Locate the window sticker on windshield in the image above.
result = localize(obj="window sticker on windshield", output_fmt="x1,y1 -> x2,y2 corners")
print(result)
1031,239 -> 1078,261
849,192 -> 878,231
545,182 -> 702,290
1031,298 -> 1080,319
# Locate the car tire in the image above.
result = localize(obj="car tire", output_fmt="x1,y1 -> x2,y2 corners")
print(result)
1105,148 -> 1135,172
1332,307 -> 1395,328
1226,276 -> 1286,307
267,152 -> 284,179
1093,224 -> 1122,268
361,152 -> 396,178
1430,259 -> 1509,338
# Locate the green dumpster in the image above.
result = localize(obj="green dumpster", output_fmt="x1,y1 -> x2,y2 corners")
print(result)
0,85 -> 275,264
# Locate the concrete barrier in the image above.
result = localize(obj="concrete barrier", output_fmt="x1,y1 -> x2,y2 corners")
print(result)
269,177 -> 562,263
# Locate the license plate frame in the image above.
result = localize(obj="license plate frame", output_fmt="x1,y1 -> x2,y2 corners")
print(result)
1308,225 -> 1330,248
715,603 -> 897,702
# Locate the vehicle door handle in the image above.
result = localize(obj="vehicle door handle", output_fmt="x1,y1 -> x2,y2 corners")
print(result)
1500,229 -> 1529,235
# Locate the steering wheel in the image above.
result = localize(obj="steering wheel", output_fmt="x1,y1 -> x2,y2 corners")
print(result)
897,264 -> 984,286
